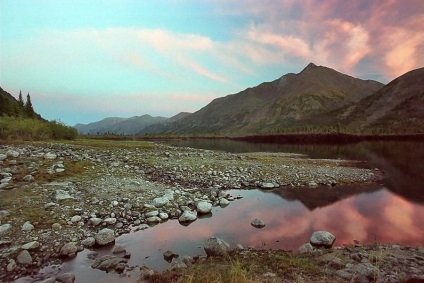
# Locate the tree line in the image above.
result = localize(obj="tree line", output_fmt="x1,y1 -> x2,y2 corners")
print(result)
0,88 -> 77,140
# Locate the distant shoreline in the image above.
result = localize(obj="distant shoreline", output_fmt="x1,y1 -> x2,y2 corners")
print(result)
80,133 -> 424,144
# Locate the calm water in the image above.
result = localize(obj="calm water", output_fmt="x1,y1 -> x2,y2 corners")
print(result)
24,140 -> 424,282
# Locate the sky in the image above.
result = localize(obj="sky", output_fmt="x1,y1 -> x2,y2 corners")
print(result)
1,0 -> 423,126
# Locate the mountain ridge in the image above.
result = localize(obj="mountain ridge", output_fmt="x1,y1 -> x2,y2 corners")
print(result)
142,63 -> 384,134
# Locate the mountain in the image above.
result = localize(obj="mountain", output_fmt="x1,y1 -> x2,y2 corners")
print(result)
337,67 -> 424,133
75,115 -> 167,135
148,63 -> 384,134
140,112 -> 192,134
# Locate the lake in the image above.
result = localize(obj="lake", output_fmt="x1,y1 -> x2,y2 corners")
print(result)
23,140 -> 424,282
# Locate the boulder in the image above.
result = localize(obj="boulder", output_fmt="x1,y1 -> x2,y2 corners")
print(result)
204,237 -> 230,257
219,198 -> 230,206
60,242 -> 78,257
196,201 -> 212,214
0,154 -> 7,161
260,182 -> 275,189
81,237 -> 96,248
56,272 -> 75,283
44,152 -> 57,160
103,217 -> 117,225
0,210 -> 10,220
91,255 -> 128,273
70,215 -> 82,223
152,197 -> 169,208
0,223 -> 12,235
163,250 -> 178,262
22,175 -> 35,182
22,221 -> 34,232
144,210 -> 159,217
89,217 -> 102,226
54,190 -> 74,201
310,231 -> 336,248
94,228 -> 115,246
178,211 -> 197,223
171,257 -> 187,269
251,218 -> 266,228
298,243 -> 315,254
6,150 -> 20,158
147,216 -> 162,223
21,241 -> 40,250
17,250 -> 33,265
6,259 -> 16,272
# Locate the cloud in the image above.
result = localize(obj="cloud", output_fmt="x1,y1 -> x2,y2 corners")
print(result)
211,0 -> 424,81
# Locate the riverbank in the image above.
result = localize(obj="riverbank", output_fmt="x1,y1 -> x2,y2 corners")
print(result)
0,139 -> 398,282
140,241 -> 424,283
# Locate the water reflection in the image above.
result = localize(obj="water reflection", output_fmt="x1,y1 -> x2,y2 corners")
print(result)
166,139 -> 424,204
30,186 -> 424,282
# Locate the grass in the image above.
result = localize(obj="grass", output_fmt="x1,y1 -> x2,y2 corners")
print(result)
63,138 -> 157,150
142,250 -> 333,283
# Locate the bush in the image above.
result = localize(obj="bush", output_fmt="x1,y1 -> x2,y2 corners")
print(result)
0,117 -> 78,141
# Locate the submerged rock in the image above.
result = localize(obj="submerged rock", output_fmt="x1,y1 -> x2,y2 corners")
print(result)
251,218 -> 266,228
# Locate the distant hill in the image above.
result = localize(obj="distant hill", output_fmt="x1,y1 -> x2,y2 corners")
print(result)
338,67 -> 424,133
0,87 -> 77,140
75,115 -> 167,135
148,63 -> 384,135
0,87 -> 43,120
140,112 -> 192,134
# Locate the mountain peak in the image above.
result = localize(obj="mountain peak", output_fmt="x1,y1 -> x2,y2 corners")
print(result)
301,62 -> 318,72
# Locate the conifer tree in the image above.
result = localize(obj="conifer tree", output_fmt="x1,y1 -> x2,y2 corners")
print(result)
18,91 -> 24,107
24,92 -> 35,118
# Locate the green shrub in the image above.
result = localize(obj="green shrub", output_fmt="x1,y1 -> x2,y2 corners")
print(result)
0,117 -> 77,141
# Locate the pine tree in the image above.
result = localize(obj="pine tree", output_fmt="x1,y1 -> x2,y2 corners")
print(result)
24,92 -> 35,118
18,91 -> 24,107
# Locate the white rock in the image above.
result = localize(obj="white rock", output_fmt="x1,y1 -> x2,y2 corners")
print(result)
6,150 -> 20,158
21,241 -> 40,250
159,212 -> 169,220
147,216 -> 162,223
219,198 -> 230,206
152,197 -> 169,208
103,217 -> 117,225
298,243 -> 315,254
22,221 -> 34,231
22,175 -> 34,182
260,182 -> 275,189
0,177 -> 12,184
44,152 -> 57,160
71,215 -> 82,223
6,259 -> 16,272
89,218 -> 103,226
251,218 -> 266,228
145,210 -> 159,218
178,211 -> 197,223
0,224 -> 12,235
196,201 -> 212,214
310,231 -> 336,248
95,228 -> 115,246
0,154 -> 7,161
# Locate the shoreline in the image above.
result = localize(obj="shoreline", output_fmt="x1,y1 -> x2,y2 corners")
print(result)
0,139 -> 419,282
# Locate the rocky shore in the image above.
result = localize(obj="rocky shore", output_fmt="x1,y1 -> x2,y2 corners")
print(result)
0,139 -> 395,282
141,235 -> 424,283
